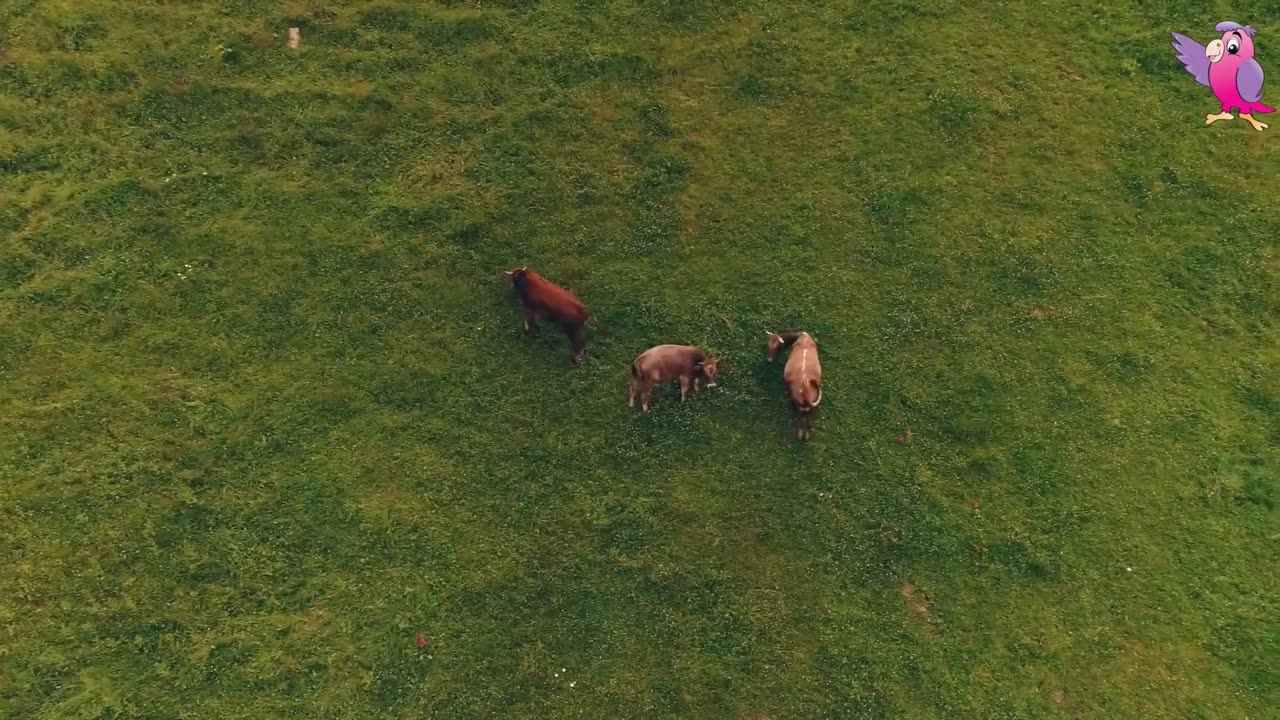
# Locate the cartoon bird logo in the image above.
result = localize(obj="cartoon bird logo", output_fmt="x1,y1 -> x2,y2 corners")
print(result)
1172,21 -> 1273,131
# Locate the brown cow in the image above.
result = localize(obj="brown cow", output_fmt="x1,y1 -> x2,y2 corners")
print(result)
627,344 -> 720,412
766,330 -> 822,440
504,266 -> 589,365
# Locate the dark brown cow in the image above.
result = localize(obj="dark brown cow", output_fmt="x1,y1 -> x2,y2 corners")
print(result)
504,267 -> 589,365
766,330 -> 822,440
627,344 -> 720,412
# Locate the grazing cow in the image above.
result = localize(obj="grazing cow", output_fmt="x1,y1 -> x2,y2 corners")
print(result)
504,266 -> 589,365
628,344 -> 720,412
766,330 -> 822,440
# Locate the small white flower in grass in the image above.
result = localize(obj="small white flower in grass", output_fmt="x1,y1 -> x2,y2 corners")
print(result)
569,681 -> 576,688
1126,567 -> 1133,572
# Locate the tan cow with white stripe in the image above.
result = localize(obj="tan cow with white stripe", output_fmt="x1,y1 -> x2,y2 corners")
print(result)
766,330 -> 822,440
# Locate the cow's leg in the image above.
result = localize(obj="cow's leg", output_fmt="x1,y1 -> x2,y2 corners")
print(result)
642,375 -> 659,412
519,306 -> 536,333
628,363 -> 641,408
679,375 -> 691,402
567,324 -> 586,366
628,377 -> 645,409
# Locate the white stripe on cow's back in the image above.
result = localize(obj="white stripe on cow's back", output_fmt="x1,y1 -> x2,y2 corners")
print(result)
798,333 -> 818,405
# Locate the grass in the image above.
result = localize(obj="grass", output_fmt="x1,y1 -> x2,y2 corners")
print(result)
1,0 -> 1276,717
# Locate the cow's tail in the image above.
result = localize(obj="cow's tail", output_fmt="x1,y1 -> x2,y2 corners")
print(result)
800,381 -> 822,413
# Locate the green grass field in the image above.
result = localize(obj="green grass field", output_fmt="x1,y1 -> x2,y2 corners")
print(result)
2,1 -> 1277,717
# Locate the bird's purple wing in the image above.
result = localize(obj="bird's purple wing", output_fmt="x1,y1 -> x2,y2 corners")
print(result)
1171,32 -> 1211,86
1238,58 -> 1265,102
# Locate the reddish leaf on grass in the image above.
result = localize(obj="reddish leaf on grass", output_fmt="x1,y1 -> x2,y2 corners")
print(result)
895,427 -> 913,444
416,633 -> 429,649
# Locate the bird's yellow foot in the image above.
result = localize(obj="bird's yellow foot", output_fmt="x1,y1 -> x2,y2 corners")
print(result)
1240,114 -> 1269,131
1205,112 -> 1233,125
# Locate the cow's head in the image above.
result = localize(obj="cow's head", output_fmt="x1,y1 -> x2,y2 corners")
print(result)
765,331 -> 786,361
503,266 -> 529,288
696,357 -> 721,388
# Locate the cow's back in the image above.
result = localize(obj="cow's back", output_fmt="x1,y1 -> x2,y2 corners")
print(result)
521,272 -> 588,324
784,337 -> 821,405
635,344 -> 700,381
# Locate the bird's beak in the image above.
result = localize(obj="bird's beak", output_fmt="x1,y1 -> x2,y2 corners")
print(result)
1206,39 -> 1225,63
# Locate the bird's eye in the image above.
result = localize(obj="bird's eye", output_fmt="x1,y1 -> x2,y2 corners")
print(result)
1227,38 -> 1240,54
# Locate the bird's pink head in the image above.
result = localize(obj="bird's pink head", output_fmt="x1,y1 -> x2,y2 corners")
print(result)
1205,22 -> 1257,65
